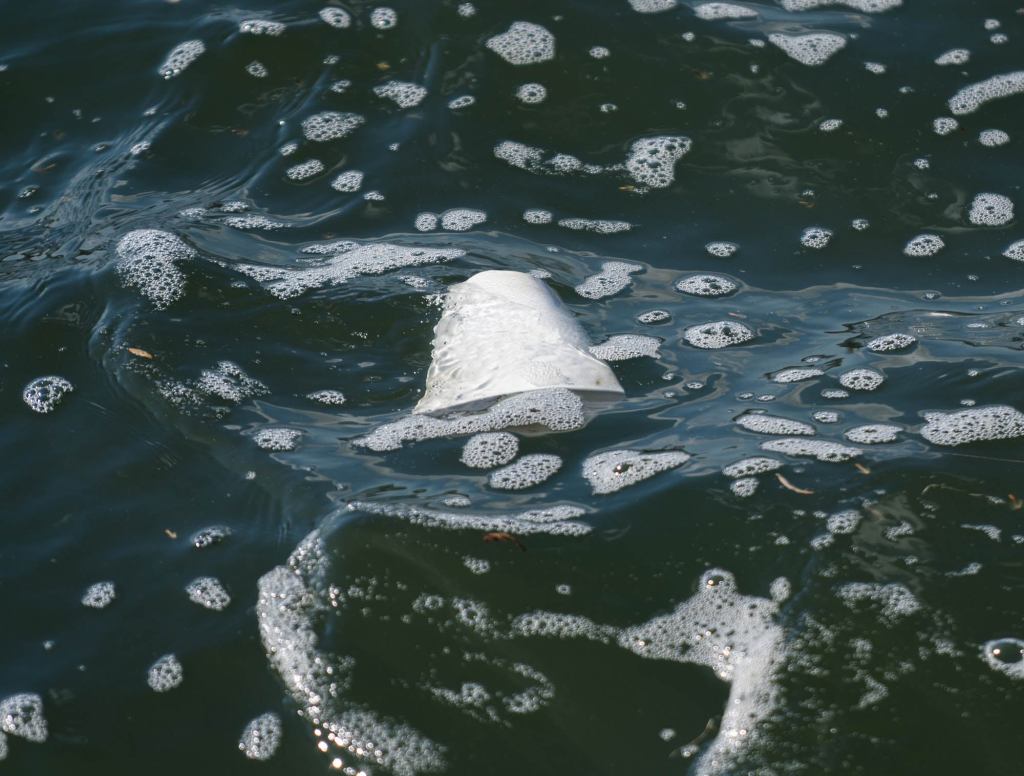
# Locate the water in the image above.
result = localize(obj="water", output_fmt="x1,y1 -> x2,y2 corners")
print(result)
1,0 -> 1023,773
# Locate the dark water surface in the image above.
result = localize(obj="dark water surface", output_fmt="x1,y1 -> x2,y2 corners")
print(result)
2,0 -> 1023,773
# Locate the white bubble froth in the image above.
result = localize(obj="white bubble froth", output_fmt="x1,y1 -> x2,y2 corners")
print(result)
582,449 -> 690,494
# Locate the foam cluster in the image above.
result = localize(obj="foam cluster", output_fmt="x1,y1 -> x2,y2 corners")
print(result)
486,22 -> 555,65
574,261 -> 642,299
637,309 -> 670,324
370,7 -> 398,29
238,712 -> 282,760
782,0 -> 900,9
769,33 -> 846,66
675,273 -> 737,297
736,412 -> 816,436
489,454 -> 563,490
625,136 -> 691,188
254,428 -> 301,451
920,405 -> 1024,447
904,233 -> 944,256
523,209 -> 552,224
82,581 -> 116,609
981,639 -> 1024,680
589,334 -> 661,360
628,0 -> 678,12
147,654 -> 184,692
186,576 -> 231,610
800,227 -> 833,249
240,20 -> 285,35
286,159 -> 324,180
558,218 -> 632,234
460,432 -> 519,469
319,7 -> 351,28
516,83 -> 547,104
442,209 -> 486,231
761,437 -> 861,462
722,456 -> 783,478
582,449 -> 690,494
826,509 -> 861,534
705,241 -> 738,257
22,376 -> 73,413
196,361 -> 267,403
866,333 -> 915,352
301,111 -> 365,142
159,40 -> 205,79
0,693 -> 47,742
836,582 -> 920,623
192,525 -> 232,549
839,368 -> 884,391
819,119 -> 843,132
116,229 -> 196,309
695,3 -> 757,19
845,424 -> 900,444
355,388 -> 585,452
374,81 -> 428,108
968,193 -> 1014,226
1003,240 -> 1024,261
772,367 -> 823,383
979,129 -> 1010,147
935,48 -> 969,66
948,71 -> 1024,115
683,320 -> 755,349
731,477 -> 758,497
350,500 -> 591,536
308,389 -> 346,406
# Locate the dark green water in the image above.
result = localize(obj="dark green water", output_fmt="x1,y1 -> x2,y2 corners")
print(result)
2,0 -> 1023,773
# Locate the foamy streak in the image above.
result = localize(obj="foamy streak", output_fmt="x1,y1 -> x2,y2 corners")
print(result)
948,71 -> 1024,115
347,501 -> 591,536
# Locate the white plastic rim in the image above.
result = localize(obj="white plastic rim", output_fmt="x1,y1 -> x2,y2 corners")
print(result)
414,270 -> 624,414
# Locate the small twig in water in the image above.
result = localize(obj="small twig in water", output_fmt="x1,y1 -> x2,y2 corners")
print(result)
776,473 -> 814,495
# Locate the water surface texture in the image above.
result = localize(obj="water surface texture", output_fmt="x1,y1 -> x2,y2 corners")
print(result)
2,0 -> 1023,773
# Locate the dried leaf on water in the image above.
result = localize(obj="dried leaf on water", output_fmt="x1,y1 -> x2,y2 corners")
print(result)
127,347 -> 154,359
776,472 -> 814,495
483,531 -> 526,552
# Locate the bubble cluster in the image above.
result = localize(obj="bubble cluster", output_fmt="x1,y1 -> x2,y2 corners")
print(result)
1003,240 -> 1024,261
845,424 -> 900,444
331,170 -> 363,192
813,410 -> 839,423
694,3 -> 758,19
373,81 -> 428,108
301,111 -> 365,142
819,118 -> 843,132
589,334 -> 661,361
186,576 -> 231,610
239,20 -> 285,36
254,428 -> 301,451
238,712 -> 282,761
826,510 -> 861,534
948,71 -> 1024,115
286,159 -> 325,180
463,557 -> 490,574
147,654 -> 184,692
246,61 -> 268,78
800,227 -> 833,249
319,7 -> 351,28
0,693 -> 47,742
968,193 -> 1014,226
933,117 -> 958,135
192,525 -> 232,549
904,233 -> 944,257
22,376 -> 73,414
683,320 -> 755,349
488,453 -> 562,490
82,581 -> 116,609
839,368 -> 884,391
486,22 -> 556,65
781,0 -> 900,9
768,33 -> 846,66
415,212 -> 439,231
461,432 -> 519,469
761,437 -> 862,462
370,7 -> 398,29
448,95 -> 475,109
523,209 -> 552,224
836,582 -> 920,623
731,477 -> 759,497
628,0 -> 678,12
705,241 -> 738,257
307,389 -> 346,406
722,456 -> 783,478
935,48 -> 969,66
736,413 -> 816,436
772,367 -> 823,383
195,360 -> 267,403
116,229 -> 196,309
675,273 -> 737,297
582,449 -> 690,494
158,40 -> 204,79
574,261 -> 642,299
637,309 -> 670,324
866,333 -> 916,352
440,208 -> 486,231
352,500 -> 590,536
625,136 -> 691,189
981,639 -> 1024,680
516,83 -> 547,104
920,405 -> 1024,447
589,46 -> 610,58
558,218 -> 632,234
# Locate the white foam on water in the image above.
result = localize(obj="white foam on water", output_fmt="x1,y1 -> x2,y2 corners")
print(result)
159,40 -> 205,79
319,7 -> 352,28
1003,240 -> 1024,261
192,525 -> 232,549
813,410 -> 839,423
827,509 -> 862,534
694,3 -> 758,19
461,432 -> 519,469
781,0 -> 900,9
0,732 -> 6,760
590,46 -> 610,58
625,136 -> 691,188
772,367 -> 823,383
836,582 -> 920,624
374,81 -> 428,108
731,477 -> 759,497
933,117 -> 958,135
370,7 -> 398,29
350,500 -> 591,536
225,214 -> 290,231
457,2 -> 476,17
448,95 -> 475,109
675,273 -> 738,297
705,241 -> 738,257
489,454 -> 562,490
735,413 -> 816,436
838,368 -> 884,391
962,523 -> 1000,541
845,424 -> 900,444
723,456 -> 783,478
968,193 -> 1014,226
574,261 -> 643,299
308,389 -> 346,406
147,654 -> 184,692
301,111 -> 365,142
0,694 -> 47,743
246,61 -> 268,78
935,48 -> 969,66
637,309 -> 670,324
864,62 -> 886,74
819,118 -> 843,132
331,170 -> 363,192
238,712 -> 282,760
768,33 -> 846,66
486,22 -> 556,65
22,376 -> 73,413
240,20 -> 285,36
116,229 -> 196,309
800,226 -> 833,249
589,334 -> 661,360
355,388 -> 585,452
683,320 -> 755,349
516,83 -> 547,104
904,233 -> 944,256
582,449 -> 690,494
920,405 -> 1024,446
415,213 -> 439,231
254,428 -> 301,451
523,208 -> 552,224
948,71 -> 1024,115
512,611 -> 617,642
286,159 -> 325,180
866,333 -> 916,352
981,639 -> 1024,679
82,581 -> 115,609
186,576 -> 231,610
558,218 -> 632,234
761,437 -> 862,462
628,0 -> 678,12
196,361 -> 268,403
440,209 -> 486,231
979,129 -> 1010,147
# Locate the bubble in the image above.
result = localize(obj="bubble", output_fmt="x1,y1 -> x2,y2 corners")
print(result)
933,117 -> 958,135
193,361 -> 267,405
864,61 -> 886,74
837,582 -> 920,623
904,233 -> 944,256
781,0 -> 900,9
239,20 -> 285,36
1003,240 -> 1024,261
826,509 -> 861,534
866,333 -> 916,352
488,454 -> 562,490
948,71 -> 1024,115
460,432 -> 519,469
440,208 -> 486,231
839,368 -> 884,391
523,208 -> 552,224
723,456 -> 783,478
768,33 -> 846,66
694,3 -> 758,19
558,217 -> 631,234
705,241 -> 738,257
158,40 -> 204,79
625,135 -> 692,189
800,227 -> 833,249
683,320 -> 755,349
331,170 -> 363,192
731,477 -> 759,497
813,410 -> 839,423
589,46 -> 610,58
448,95 -> 475,109
516,82 -> 547,104
819,118 -> 843,132
279,141 -> 298,156
82,581 -> 115,609
589,334 -> 661,361
245,60 -> 268,78
253,428 -> 301,451
845,424 -> 900,444
968,193 -> 1014,226
457,3 -> 476,17
116,229 -> 195,309
575,261 -> 643,299
675,273 -> 737,297
238,712 -> 282,761
935,48 -> 969,66
628,0 -> 678,12
0,694 -> 47,742
920,405 -> 1024,447
147,654 -> 184,692
374,80 -> 427,108
415,212 -> 439,231
982,639 -> 1024,679
736,413 -> 816,436
486,22 -> 556,65
301,111 -> 365,142
370,7 -> 398,29
761,437 -> 862,462
990,33 -> 1008,44
979,128 -> 1010,147
638,309 -> 671,324
306,389 -> 346,407
286,159 -> 325,181
191,525 -> 232,549
772,367 -> 823,383
582,449 -> 690,495
319,7 -> 351,28
185,576 -> 231,611
22,376 -> 73,414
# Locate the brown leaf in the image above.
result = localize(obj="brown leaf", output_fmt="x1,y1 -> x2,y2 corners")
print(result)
164,529 -> 178,539
127,347 -> 154,359
854,463 -> 871,475
1009,493 -> 1022,511
376,61 -> 391,71
483,531 -> 526,552
775,473 -> 814,495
